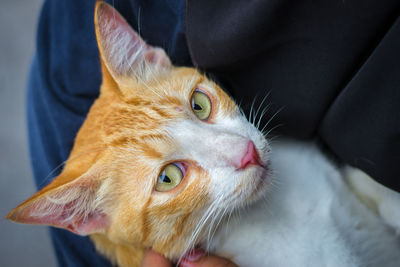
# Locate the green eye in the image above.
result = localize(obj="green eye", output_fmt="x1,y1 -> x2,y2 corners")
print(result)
155,163 -> 183,192
191,90 -> 212,120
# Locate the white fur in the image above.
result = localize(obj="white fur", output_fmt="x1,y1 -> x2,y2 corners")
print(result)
158,79 -> 399,266
164,104 -> 273,255
345,167 -> 400,231
208,139 -> 400,267
165,109 -> 271,207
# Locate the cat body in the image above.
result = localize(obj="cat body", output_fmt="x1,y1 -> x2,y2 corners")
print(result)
7,2 -> 400,267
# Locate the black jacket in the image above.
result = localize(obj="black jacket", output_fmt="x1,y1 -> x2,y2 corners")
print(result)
186,0 -> 400,191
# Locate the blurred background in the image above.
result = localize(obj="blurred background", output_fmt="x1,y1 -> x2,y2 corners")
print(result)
0,0 -> 57,266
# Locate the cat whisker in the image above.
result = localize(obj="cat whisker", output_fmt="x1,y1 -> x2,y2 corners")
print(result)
266,134 -> 282,144
207,205 -> 231,251
185,203 -> 214,250
256,104 -> 271,130
261,106 -> 283,132
224,206 -> 234,235
253,92 -> 271,126
248,95 -> 257,125
262,124 -> 283,139
206,207 -> 221,249
182,191 -> 226,259
237,99 -> 244,111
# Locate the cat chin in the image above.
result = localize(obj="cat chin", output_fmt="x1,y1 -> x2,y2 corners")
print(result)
245,165 -> 272,203
229,163 -> 272,209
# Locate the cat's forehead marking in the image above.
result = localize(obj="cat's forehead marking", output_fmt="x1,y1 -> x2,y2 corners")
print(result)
101,68 -> 238,165
119,67 -> 202,100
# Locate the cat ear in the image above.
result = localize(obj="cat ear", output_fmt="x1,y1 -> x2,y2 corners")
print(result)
6,171 -> 109,236
94,1 -> 171,86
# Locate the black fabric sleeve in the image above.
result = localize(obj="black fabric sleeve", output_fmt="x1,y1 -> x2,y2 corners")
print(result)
185,0 -> 400,191
319,18 -> 400,191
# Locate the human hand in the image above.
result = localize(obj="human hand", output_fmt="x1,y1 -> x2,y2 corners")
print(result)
141,248 -> 238,267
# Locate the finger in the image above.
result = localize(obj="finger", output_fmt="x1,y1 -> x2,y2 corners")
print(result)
179,249 -> 238,267
141,249 -> 172,267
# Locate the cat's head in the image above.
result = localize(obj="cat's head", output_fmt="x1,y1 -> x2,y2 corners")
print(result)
7,2 -> 271,260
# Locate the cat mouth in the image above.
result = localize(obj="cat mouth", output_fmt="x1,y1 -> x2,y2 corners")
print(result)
245,159 -> 271,201
230,162 -> 270,206
236,140 -> 271,199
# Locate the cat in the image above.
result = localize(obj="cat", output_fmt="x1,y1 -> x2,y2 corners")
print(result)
7,2 -> 400,266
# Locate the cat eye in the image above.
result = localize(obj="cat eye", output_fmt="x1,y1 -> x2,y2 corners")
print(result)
155,163 -> 184,192
191,90 -> 212,120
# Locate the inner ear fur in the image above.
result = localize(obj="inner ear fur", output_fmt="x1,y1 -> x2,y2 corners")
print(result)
6,170 -> 110,236
94,1 -> 171,90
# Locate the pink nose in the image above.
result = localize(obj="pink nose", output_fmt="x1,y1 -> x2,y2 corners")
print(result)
236,141 -> 261,170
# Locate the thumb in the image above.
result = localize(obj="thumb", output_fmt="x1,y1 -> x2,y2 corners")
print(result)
179,249 -> 238,267
141,248 -> 172,267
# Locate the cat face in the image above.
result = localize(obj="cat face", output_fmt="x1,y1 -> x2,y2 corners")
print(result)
7,2 -> 271,260
100,68 -> 271,258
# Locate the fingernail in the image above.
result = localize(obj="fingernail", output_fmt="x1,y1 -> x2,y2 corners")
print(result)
183,249 -> 205,262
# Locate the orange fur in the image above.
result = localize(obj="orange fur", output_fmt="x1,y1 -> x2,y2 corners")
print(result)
7,2 -> 240,266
